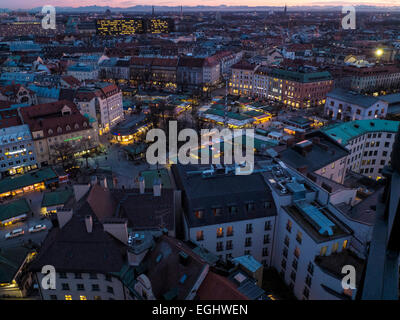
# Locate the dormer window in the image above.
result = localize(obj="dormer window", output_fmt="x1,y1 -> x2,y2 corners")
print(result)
83,122 -> 87,128
48,129 -> 53,135
66,125 -> 71,131
57,127 -> 62,133
74,123 -> 79,129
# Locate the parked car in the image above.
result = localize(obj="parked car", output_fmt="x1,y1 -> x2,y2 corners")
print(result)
5,228 -> 24,239
29,224 -> 47,233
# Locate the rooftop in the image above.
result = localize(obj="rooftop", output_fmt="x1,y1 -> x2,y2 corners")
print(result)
279,131 -> 349,173
0,246 -> 33,284
322,119 -> 400,146
315,249 -> 365,285
284,200 -> 350,243
0,198 -> 30,222
41,189 -> 74,208
327,88 -> 384,108
0,167 -> 58,195
172,164 -> 276,228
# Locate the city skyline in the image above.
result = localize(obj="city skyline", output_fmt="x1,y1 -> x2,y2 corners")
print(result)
0,0 -> 396,10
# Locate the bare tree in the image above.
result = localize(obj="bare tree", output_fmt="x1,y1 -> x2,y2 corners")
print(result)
51,142 -> 78,170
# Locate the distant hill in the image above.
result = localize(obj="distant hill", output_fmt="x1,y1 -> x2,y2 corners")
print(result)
1,5 -> 400,14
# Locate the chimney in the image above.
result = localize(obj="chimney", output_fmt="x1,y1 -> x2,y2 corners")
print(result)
56,208 -> 73,229
153,178 -> 161,197
100,176 -> 108,188
139,176 -> 145,194
103,219 -> 128,244
85,215 -> 93,233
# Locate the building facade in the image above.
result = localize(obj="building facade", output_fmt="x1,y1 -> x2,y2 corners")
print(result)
0,124 -> 38,177
322,120 -> 400,180
325,88 -> 388,121
20,100 -> 98,166
74,83 -> 124,135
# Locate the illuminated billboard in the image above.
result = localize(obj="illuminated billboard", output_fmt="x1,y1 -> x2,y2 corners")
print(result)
96,18 -> 174,35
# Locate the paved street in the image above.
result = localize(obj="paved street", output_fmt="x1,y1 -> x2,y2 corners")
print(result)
79,142 -> 162,189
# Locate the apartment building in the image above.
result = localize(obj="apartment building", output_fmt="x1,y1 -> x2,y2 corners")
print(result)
99,58 -> 130,81
171,164 -> 277,266
322,119 -> 400,180
230,64 -> 333,109
0,83 -> 37,105
268,68 -> 333,109
31,211 -> 134,300
229,61 -> 257,96
202,56 -> 221,86
19,100 -> 98,166
343,65 -> 400,93
177,57 -> 205,91
324,88 -> 388,121
67,63 -> 99,81
262,160 -> 362,300
74,83 -> 123,135
0,124 -> 38,177
279,131 -> 350,184
215,51 -> 244,78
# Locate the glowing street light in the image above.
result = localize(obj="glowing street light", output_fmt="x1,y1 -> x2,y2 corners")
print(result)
375,49 -> 384,57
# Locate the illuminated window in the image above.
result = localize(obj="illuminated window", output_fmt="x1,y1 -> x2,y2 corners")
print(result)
296,231 -> 302,244
194,210 -> 203,219
80,295 -> 87,300
216,227 -> 224,238
332,242 -> 339,253
65,295 -> 72,300
343,240 -> 348,249
320,246 -> 328,256
227,226 -> 233,236
196,230 -> 204,241
294,247 -> 300,259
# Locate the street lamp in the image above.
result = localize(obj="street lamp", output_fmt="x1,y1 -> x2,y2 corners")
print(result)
375,48 -> 384,58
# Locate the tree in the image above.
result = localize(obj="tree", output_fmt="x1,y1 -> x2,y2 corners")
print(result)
79,137 -> 95,169
51,142 -> 78,171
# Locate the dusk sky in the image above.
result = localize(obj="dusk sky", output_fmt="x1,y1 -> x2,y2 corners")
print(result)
0,0 -> 395,10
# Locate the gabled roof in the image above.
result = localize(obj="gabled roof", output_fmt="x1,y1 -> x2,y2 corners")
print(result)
29,204 -> 126,274
197,271 -> 249,300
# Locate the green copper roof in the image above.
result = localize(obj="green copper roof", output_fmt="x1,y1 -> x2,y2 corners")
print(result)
0,167 -> 58,194
322,119 -> 400,146
268,68 -> 332,83
0,198 -> 30,222
41,190 -> 73,208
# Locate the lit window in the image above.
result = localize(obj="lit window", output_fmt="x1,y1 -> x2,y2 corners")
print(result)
343,240 -> 348,249
196,230 -> 204,241
65,295 -> 72,300
80,295 -> 87,300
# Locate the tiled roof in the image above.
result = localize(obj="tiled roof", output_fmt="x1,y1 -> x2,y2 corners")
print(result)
20,100 -> 91,138
196,271 -> 249,300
